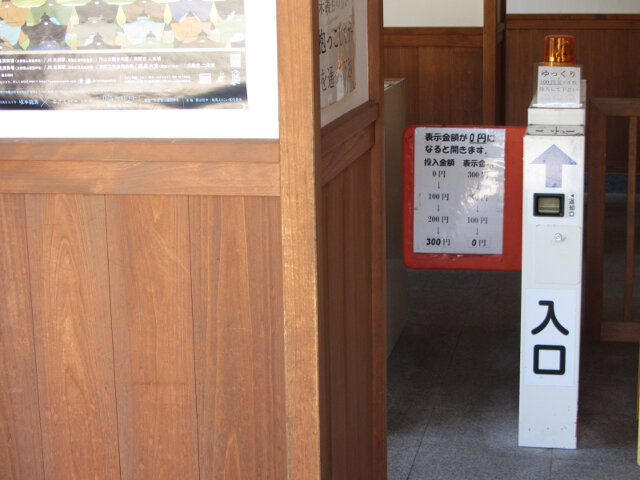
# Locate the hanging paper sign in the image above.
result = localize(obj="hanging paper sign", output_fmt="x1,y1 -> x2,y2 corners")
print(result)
402,125 -> 525,271
412,127 -> 507,255
318,0 -> 355,108
534,65 -> 582,108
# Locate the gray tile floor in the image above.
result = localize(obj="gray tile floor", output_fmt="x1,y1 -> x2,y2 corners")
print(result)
387,268 -> 640,480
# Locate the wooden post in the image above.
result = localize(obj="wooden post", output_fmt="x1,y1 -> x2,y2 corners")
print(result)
623,117 -> 637,323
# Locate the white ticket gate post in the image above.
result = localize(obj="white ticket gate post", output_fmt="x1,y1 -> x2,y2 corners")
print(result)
518,77 -> 586,448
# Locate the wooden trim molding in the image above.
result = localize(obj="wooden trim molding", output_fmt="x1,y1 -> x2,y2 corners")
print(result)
592,97 -> 640,117
320,101 -> 379,185
383,27 -> 483,48
320,125 -> 375,186
506,14 -> 640,30
0,140 -> 279,163
321,100 -> 378,154
0,161 -> 280,196
600,322 -> 640,343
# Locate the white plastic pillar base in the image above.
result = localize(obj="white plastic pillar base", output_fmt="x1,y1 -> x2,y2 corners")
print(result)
519,111 -> 585,449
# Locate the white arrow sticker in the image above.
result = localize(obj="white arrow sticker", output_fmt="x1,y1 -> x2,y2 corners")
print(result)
532,144 -> 576,188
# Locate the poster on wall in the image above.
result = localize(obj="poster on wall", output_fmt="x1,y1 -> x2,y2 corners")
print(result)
318,0 -> 355,108
0,0 -> 246,109
0,0 -> 278,138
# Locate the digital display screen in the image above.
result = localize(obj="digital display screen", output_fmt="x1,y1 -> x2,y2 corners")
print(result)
534,194 -> 564,216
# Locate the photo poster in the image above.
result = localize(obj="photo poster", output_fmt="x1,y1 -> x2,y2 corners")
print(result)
0,0 -> 247,109
318,0 -> 355,109
0,0 -> 279,138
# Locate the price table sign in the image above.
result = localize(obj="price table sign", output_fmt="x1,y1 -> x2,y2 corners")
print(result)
412,127 -> 506,255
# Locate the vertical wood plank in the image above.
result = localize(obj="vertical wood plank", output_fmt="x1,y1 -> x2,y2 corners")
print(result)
585,108 -> 607,340
26,194 -> 120,479
324,176 -> 348,480
504,26 -> 536,127
623,117 -> 637,323
483,0 -> 506,125
190,196 -> 286,480
483,0 -> 498,125
277,0 -> 321,478
344,156 -> 373,480
0,194 -> 44,480
106,195 -> 198,479
322,154 -> 377,480
367,0 -> 387,475
317,153 -> 331,480
241,197 -> 287,480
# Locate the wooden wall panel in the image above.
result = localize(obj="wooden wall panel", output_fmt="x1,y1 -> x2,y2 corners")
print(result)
384,47 -> 419,125
106,196 -> 199,479
0,140 -> 279,163
240,197 -> 287,479
505,15 -> 640,172
383,29 -> 484,126
0,161 -> 279,197
418,47 -> 484,125
324,173 -> 347,479
0,195 -> 44,480
25,194 -> 120,479
189,196 -> 286,479
321,152 -> 375,480
318,2 -> 386,468
0,3 -> 387,480
342,154 -> 373,480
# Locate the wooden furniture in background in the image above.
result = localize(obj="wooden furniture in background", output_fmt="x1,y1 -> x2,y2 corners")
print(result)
585,98 -> 640,342
0,0 -> 387,478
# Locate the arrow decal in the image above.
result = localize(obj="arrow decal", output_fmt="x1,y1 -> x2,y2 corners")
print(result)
532,144 -> 576,188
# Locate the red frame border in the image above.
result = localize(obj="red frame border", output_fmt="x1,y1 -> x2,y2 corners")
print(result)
402,125 -> 526,271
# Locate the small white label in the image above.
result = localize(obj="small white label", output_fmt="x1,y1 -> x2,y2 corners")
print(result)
413,127 -> 506,255
536,65 -> 581,107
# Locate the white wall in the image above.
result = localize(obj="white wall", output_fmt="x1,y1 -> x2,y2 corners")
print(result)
383,0 -> 483,27
507,0 -> 640,14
